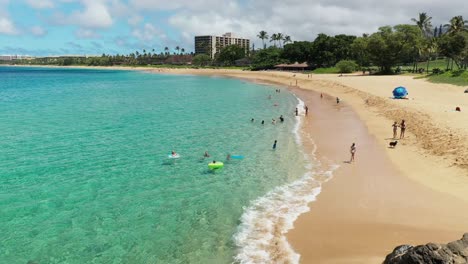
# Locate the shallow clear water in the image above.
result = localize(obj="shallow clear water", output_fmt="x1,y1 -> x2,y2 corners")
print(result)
0,67 -> 307,263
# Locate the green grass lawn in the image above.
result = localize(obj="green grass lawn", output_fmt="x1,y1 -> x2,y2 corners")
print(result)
425,70 -> 468,86
311,67 -> 340,74
399,59 -> 450,72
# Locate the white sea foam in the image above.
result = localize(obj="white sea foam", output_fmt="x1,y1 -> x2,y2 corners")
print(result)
292,97 -> 305,145
233,97 -> 339,264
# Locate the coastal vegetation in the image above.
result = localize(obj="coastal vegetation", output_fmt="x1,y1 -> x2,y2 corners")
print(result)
2,13 -> 467,84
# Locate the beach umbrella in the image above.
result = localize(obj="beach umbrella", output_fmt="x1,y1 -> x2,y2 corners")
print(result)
392,86 -> 408,99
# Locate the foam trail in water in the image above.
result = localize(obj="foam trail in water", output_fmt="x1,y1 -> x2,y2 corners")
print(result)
292,96 -> 305,145
234,97 -> 339,264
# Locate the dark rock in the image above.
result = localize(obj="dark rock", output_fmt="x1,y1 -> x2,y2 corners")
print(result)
383,233 -> 468,264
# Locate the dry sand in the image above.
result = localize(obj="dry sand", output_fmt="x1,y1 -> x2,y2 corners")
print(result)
149,68 -> 468,263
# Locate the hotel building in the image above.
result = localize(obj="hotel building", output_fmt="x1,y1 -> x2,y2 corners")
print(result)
194,33 -> 250,58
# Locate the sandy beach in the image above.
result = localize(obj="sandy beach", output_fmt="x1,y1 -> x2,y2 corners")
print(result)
14,65 -> 468,262
145,68 -> 468,263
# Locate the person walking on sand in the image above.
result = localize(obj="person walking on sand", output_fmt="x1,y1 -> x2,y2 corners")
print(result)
350,143 -> 356,162
392,121 -> 398,139
400,120 -> 406,139
273,140 -> 277,150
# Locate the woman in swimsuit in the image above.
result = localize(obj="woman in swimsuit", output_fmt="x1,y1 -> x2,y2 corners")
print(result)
350,143 -> 356,162
392,121 -> 398,139
400,120 -> 406,139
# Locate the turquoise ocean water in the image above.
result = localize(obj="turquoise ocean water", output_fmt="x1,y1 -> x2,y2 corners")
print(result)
0,67 -> 327,263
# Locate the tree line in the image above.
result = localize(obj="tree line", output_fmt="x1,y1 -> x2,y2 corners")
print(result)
7,13 -> 468,73
249,13 -> 468,73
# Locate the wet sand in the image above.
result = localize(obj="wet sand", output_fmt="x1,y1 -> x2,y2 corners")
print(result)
287,87 -> 468,263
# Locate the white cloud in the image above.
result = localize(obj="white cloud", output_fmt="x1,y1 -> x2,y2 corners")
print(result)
0,17 -> 18,35
30,26 -> 47,36
69,0 -> 113,29
132,23 -> 165,42
26,0 -> 54,9
163,0 -> 468,50
75,28 -> 100,38
130,0 -> 222,11
128,15 -> 143,26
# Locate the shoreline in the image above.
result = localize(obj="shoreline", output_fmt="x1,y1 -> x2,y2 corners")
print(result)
151,68 -> 467,262
10,65 -> 468,262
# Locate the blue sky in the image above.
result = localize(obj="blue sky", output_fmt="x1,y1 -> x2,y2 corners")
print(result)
0,0 -> 464,56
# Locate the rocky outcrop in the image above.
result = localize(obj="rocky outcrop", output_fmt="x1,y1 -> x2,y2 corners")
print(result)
383,233 -> 468,264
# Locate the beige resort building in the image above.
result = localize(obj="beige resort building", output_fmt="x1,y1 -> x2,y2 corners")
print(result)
194,33 -> 250,58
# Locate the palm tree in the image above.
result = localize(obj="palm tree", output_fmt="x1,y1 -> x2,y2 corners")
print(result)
270,33 -> 278,47
411,12 -> 433,37
257,30 -> 269,49
283,35 -> 292,46
444,16 -> 468,34
276,33 -> 284,47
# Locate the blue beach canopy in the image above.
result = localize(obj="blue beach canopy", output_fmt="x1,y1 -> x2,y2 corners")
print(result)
393,86 -> 408,99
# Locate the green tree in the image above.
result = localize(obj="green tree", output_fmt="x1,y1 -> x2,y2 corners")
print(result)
216,45 -> 246,65
251,46 -> 285,70
366,25 -> 423,73
411,12 -> 433,37
276,33 -> 284,47
336,60 -> 358,73
270,33 -> 278,47
192,54 -> 212,67
257,30 -> 269,49
282,41 -> 313,63
444,16 -> 468,35
351,36 -> 370,67
438,32 -> 468,69
283,35 -> 292,46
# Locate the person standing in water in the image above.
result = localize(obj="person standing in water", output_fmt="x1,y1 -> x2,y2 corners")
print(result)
273,140 -> 277,150
350,143 -> 356,162
392,121 -> 398,139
